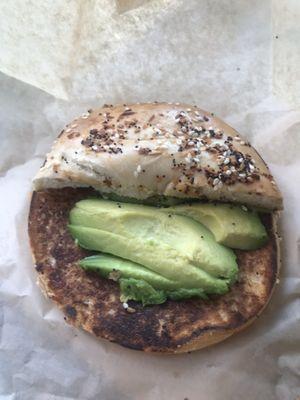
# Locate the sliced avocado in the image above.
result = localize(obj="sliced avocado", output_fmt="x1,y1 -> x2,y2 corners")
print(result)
68,225 -> 230,293
119,278 -> 208,306
70,199 -> 237,282
162,203 -> 268,250
81,256 -> 210,305
80,254 -> 181,290
119,278 -> 167,306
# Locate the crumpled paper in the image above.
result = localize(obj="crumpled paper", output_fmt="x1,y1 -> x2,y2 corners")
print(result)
0,1 -> 299,399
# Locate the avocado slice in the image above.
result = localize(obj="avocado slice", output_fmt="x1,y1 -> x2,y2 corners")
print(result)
81,255 -> 210,305
119,278 -> 167,306
68,224 -> 230,293
69,199 -> 238,283
80,254 -> 181,290
119,278 -> 208,306
163,203 -> 268,250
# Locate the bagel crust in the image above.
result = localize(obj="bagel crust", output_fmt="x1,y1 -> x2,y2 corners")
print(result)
33,103 -> 282,211
28,188 -> 280,353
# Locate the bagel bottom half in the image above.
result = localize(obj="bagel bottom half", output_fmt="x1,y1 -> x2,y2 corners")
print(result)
28,188 -> 280,353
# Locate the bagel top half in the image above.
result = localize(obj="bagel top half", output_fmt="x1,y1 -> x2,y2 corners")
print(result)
33,102 -> 282,211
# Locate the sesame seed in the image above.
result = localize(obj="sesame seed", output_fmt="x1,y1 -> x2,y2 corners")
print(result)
224,158 -> 230,165
137,165 -> 142,173
241,205 -> 248,211
65,128 -> 72,133
226,170 -> 232,176
123,302 -> 129,309
213,178 -> 220,186
71,124 -> 78,128
240,141 -> 245,145
160,144 -> 169,149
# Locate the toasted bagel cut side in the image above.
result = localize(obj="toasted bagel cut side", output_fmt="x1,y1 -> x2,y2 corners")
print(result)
28,188 -> 280,353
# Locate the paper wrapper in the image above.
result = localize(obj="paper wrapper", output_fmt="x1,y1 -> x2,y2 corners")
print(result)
0,1 -> 299,399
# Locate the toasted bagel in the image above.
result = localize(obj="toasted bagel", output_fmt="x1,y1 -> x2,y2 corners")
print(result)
28,187 -> 280,353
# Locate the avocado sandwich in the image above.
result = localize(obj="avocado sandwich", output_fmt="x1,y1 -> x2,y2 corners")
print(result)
28,102 -> 283,353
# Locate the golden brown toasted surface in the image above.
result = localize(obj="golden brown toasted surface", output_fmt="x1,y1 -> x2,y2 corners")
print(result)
28,188 -> 279,353
33,102 -> 283,210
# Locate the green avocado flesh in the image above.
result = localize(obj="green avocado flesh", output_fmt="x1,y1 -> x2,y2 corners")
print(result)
80,254 -> 181,290
120,278 -> 167,306
68,198 -> 267,305
162,203 -> 268,250
69,199 -> 238,282
80,255 -> 208,305
119,278 -> 208,306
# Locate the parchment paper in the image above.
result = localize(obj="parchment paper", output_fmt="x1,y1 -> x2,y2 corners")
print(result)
0,1 -> 299,399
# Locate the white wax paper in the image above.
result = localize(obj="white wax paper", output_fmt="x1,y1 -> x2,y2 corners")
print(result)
0,1 -> 299,399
